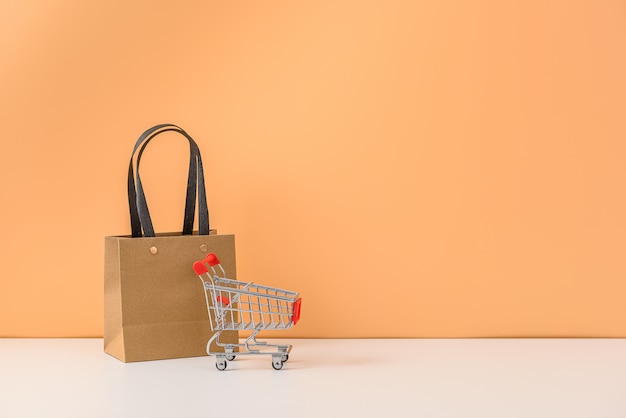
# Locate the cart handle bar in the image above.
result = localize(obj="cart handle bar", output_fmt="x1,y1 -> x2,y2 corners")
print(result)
193,253 -> 221,275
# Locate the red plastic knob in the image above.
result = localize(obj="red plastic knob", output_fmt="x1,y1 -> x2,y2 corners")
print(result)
205,253 -> 220,266
193,261 -> 208,275
216,295 -> 230,306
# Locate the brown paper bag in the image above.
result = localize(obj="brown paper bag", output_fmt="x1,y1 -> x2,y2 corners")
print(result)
104,124 -> 237,362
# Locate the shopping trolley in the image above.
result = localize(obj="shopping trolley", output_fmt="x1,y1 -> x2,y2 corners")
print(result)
193,253 -> 302,370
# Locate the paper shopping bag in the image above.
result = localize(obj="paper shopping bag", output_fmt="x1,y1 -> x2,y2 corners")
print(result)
104,124 -> 238,362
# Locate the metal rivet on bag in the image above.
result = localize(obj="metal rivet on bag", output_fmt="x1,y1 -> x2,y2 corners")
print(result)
199,244 -> 208,253
150,246 -> 158,255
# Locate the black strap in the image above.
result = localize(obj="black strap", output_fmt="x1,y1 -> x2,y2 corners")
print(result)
133,128 -> 199,236
127,124 -> 210,237
127,125 -> 195,237
135,129 -> 209,236
129,125 -> 209,237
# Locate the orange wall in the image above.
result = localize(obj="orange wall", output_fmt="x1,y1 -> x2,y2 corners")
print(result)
1,1 -> 626,337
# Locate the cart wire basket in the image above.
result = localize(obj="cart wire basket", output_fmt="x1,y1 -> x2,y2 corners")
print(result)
193,253 -> 302,370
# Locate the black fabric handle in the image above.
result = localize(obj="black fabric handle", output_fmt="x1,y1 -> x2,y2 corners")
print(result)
133,128 -> 200,235
127,124 -> 197,237
127,124 -> 210,237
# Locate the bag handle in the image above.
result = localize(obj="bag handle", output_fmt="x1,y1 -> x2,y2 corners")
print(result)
128,124 -> 209,237
127,124 -> 210,237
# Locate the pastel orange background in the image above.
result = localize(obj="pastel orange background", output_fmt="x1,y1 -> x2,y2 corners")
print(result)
1,1 -> 626,338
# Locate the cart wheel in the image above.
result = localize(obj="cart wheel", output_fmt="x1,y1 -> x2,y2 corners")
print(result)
216,360 -> 227,371
272,359 -> 283,370
281,354 -> 289,363
226,355 -> 236,361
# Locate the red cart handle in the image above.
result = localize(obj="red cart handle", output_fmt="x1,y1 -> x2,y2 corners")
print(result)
193,253 -> 221,275
205,253 -> 220,266
193,261 -> 208,275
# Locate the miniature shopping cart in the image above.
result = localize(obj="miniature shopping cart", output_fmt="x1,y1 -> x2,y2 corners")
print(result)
193,253 -> 302,370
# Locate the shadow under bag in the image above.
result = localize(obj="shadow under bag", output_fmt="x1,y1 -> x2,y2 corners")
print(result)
104,124 -> 237,362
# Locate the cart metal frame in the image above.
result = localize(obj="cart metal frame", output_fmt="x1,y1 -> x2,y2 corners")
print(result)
193,254 -> 302,370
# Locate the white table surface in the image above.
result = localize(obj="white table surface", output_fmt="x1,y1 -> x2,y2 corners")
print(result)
1,338 -> 625,417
